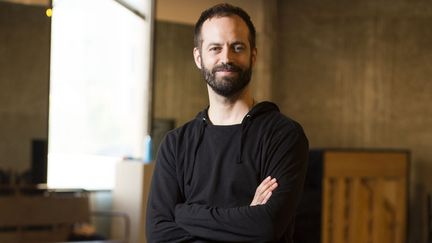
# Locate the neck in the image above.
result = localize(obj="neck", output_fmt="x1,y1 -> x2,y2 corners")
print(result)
207,86 -> 255,125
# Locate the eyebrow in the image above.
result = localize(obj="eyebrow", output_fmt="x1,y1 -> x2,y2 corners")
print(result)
206,41 -> 247,48
231,41 -> 246,46
206,42 -> 222,47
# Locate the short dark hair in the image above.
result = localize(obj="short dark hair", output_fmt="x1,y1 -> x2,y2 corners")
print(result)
194,3 -> 256,50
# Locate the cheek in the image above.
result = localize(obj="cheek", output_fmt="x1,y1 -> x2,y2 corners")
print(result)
237,56 -> 252,69
201,56 -> 217,69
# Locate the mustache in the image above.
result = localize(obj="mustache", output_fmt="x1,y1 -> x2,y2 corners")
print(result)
212,63 -> 242,73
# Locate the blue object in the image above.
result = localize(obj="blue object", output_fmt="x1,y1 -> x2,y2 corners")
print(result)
143,135 -> 152,163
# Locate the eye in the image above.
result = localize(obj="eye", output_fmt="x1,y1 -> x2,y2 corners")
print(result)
209,46 -> 221,52
233,44 -> 245,53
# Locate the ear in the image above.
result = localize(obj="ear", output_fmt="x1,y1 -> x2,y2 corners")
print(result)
251,47 -> 257,66
193,47 -> 202,69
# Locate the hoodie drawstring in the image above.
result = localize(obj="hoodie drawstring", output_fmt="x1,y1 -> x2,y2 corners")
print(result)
238,114 -> 253,164
186,101 -> 277,185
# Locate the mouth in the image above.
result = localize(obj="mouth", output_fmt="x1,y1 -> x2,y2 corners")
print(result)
215,70 -> 239,77
213,66 -> 241,74
216,69 -> 237,73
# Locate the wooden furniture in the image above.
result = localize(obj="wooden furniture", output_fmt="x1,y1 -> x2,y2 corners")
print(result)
0,188 -> 89,243
321,150 -> 409,243
0,187 -> 129,243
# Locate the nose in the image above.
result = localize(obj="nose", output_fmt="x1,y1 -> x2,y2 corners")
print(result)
220,45 -> 233,64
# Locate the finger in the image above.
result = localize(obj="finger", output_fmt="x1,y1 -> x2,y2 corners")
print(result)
261,191 -> 272,204
251,177 -> 277,206
258,178 -> 275,192
269,181 -> 278,190
260,181 -> 278,198
261,182 -> 278,204
258,178 -> 277,194
256,176 -> 272,192
257,182 -> 278,203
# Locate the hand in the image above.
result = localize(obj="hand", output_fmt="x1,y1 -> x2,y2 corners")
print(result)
250,176 -> 278,206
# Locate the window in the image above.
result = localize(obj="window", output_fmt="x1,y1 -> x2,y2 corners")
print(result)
48,0 -> 153,190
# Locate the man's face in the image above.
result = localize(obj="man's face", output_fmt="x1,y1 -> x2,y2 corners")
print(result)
193,15 -> 257,98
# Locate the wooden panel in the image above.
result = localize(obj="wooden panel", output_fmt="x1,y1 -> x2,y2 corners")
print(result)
356,178 -> 370,243
0,196 -> 89,227
0,192 -> 90,243
348,178 -> 360,243
395,178 -> 407,243
372,178 -> 383,243
321,151 -> 408,243
0,229 -> 69,243
322,178 -> 332,243
324,151 -> 408,177
13,227 -> 69,243
333,178 -> 346,243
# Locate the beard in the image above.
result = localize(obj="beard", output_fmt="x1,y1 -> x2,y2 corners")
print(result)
201,60 -> 252,98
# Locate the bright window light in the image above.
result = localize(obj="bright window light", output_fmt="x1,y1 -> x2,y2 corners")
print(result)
48,0 -> 152,190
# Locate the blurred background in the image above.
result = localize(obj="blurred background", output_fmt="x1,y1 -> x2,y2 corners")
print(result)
0,0 -> 431,242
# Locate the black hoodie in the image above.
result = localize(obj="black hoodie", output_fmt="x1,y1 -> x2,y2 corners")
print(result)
146,102 -> 309,243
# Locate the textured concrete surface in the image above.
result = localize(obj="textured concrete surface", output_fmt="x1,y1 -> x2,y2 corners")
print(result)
152,21 -> 207,127
276,1 -> 432,241
0,2 -> 50,173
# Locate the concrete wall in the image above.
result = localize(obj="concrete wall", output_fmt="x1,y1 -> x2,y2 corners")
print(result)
0,2 -> 50,173
276,1 -> 432,242
152,21 -> 207,127
156,0 -> 262,28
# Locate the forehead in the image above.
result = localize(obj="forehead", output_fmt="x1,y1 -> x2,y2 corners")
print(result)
200,15 -> 250,46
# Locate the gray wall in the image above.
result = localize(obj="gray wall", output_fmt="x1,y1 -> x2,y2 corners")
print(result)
153,21 -> 207,127
275,1 -> 432,241
0,2 -> 50,173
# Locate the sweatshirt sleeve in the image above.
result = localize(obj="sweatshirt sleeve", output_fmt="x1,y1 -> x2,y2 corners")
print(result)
174,125 -> 309,242
146,133 -> 196,243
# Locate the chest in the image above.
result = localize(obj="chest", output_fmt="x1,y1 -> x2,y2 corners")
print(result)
182,125 -> 267,207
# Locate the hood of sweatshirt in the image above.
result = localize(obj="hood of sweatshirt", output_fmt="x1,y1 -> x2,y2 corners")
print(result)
186,101 -> 280,185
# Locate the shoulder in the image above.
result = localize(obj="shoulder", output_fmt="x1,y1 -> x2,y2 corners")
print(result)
257,108 -> 306,136
259,112 -> 309,160
161,117 -> 202,148
251,101 -> 305,134
251,108 -> 309,155
156,118 -> 201,165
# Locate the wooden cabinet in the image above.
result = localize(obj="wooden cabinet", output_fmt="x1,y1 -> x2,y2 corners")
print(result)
321,150 -> 409,243
295,149 -> 409,243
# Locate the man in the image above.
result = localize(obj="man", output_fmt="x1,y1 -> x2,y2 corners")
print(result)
146,3 -> 308,242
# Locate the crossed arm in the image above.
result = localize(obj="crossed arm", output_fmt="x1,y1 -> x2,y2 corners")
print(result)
146,128 -> 308,242
146,171 -> 278,243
